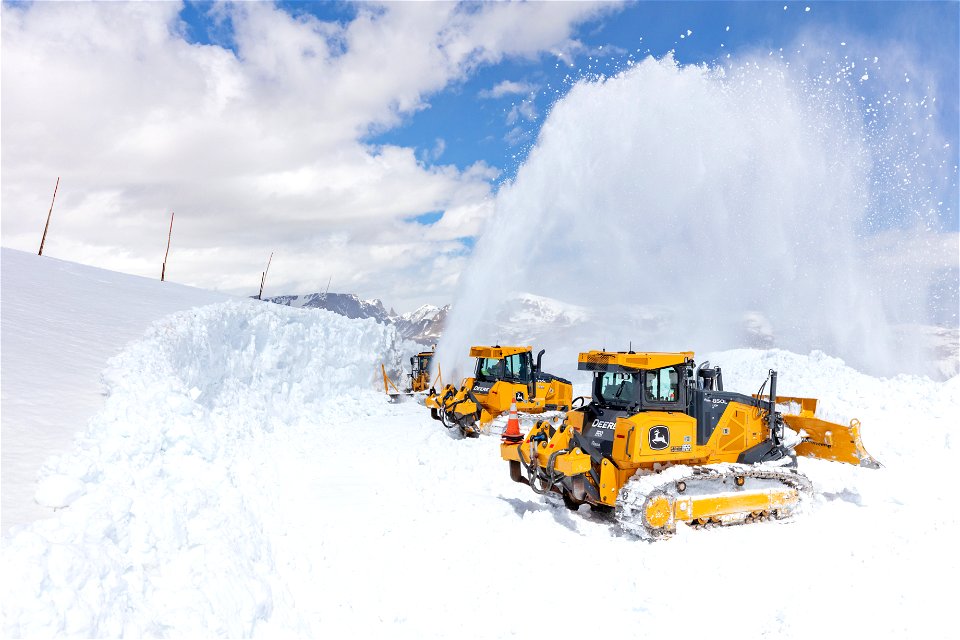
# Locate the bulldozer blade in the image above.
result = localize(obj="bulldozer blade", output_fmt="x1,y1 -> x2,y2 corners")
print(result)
783,414 -> 880,469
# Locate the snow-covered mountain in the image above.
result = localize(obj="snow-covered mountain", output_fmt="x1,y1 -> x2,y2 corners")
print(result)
392,304 -> 449,345
467,293 -> 958,382
264,292 -> 448,346
263,288 -> 958,382
264,292 -> 392,323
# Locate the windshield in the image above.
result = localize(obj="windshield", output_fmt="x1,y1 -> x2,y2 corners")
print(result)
594,371 -> 641,408
475,357 -> 502,382
644,367 -> 679,402
417,356 -> 431,372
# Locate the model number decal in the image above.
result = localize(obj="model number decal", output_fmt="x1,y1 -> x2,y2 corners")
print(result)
670,445 -> 692,452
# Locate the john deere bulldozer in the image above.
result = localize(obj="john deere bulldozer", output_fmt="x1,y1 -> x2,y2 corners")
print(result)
501,350 -> 879,539
426,345 -> 573,436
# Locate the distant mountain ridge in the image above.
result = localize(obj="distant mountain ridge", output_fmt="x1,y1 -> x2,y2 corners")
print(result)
263,291 -> 958,380
263,292 -> 448,345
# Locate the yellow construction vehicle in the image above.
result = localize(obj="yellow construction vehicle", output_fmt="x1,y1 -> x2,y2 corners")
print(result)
501,350 -> 879,539
381,348 -> 439,401
409,350 -> 435,392
426,345 -> 573,436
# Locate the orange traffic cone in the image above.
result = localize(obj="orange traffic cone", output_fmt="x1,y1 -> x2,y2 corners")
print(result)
502,402 -> 523,443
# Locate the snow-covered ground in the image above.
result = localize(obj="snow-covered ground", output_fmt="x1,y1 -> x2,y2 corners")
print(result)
2,251 -> 958,638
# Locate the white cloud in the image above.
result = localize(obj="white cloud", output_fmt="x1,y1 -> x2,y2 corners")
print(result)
0,1 -> 612,311
479,80 -> 535,99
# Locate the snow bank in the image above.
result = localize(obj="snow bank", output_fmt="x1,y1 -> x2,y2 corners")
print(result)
1,247 -> 232,527
1,300 -> 404,637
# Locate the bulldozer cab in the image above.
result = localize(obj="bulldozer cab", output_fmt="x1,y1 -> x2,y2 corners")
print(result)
470,346 -> 535,396
411,352 -> 432,377
581,351 -> 693,414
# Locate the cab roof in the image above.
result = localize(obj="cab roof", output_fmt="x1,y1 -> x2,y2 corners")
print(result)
578,350 -> 694,372
469,345 -> 531,358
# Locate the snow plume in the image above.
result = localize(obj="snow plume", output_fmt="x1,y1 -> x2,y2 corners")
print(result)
438,53 -> 956,380
1,300 -> 404,637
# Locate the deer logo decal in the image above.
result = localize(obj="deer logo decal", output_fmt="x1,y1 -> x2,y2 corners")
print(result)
648,426 -> 670,450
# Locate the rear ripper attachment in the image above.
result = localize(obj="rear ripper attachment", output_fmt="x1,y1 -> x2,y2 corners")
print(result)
501,349 -> 879,539
425,345 -> 572,437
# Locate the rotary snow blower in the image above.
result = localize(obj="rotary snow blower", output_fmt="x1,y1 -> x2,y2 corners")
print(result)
382,348 -> 440,402
425,345 -> 573,436
501,350 -> 879,539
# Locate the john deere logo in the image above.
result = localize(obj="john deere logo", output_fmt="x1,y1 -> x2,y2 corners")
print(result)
649,426 -> 670,450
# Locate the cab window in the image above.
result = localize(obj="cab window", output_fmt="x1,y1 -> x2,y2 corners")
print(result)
595,371 -> 640,407
644,367 -> 679,403
503,352 -> 532,382
475,358 -> 502,381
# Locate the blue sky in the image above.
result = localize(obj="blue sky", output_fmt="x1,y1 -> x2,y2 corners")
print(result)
177,1 -> 959,184
2,1 -> 957,310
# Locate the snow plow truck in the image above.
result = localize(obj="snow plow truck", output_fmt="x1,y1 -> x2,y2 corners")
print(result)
501,349 -> 879,539
426,345 -> 573,436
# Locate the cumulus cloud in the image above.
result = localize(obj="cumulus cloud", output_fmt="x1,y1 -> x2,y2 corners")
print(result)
0,1 -> 613,310
479,80 -> 536,99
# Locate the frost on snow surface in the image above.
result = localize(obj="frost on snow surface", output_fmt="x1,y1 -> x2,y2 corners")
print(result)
2,250 -> 959,638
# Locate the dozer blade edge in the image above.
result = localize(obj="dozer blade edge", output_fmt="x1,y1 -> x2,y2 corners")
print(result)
778,396 -> 880,468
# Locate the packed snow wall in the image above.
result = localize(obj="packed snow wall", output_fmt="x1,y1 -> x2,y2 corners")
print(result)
1,300 -> 405,637
439,53 -> 956,381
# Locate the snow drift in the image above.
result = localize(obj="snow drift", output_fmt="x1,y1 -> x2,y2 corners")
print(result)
1,300 -> 405,637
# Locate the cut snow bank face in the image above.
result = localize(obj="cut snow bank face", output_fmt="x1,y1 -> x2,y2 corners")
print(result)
1,299 -> 405,637
1,247 -> 234,527
438,53 -> 956,381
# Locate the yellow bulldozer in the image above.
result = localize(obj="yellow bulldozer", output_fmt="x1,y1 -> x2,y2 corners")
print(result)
381,348 -> 439,401
501,349 -> 879,539
426,345 -> 573,436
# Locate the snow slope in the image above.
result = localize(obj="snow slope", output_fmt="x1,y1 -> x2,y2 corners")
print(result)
1,248 -> 231,527
2,253 -> 958,638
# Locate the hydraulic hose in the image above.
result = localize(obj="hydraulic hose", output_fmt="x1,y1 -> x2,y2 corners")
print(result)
515,439 -> 568,495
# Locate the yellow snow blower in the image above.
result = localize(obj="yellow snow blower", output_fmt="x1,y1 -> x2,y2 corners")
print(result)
381,348 -> 440,401
501,350 -> 879,538
425,345 -> 573,436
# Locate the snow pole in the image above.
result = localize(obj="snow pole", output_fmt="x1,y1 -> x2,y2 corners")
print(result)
38,177 -> 60,256
161,211 -> 174,281
258,252 -> 273,300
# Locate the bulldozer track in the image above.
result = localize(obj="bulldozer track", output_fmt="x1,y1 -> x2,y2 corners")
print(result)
615,463 -> 814,540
